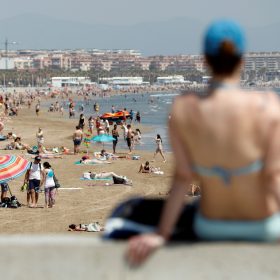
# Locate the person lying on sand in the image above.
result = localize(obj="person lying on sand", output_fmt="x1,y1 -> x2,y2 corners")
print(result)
83,171 -> 132,185
94,149 -> 130,160
80,155 -> 111,164
68,222 -> 104,232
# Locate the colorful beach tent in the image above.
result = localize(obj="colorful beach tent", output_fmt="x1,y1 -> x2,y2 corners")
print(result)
0,155 -> 30,184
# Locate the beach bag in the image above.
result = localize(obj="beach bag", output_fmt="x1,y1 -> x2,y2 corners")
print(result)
104,197 -> 198,241
20,182 -> 28,192
112,176 -> 126,184
53,174 -> 61,188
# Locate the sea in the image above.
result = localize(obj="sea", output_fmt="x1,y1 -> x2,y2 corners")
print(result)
72,87 -> 280,152
74,91 -> 179,152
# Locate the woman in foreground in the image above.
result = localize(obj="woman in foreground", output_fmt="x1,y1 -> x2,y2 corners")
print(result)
127,20 -> 280,265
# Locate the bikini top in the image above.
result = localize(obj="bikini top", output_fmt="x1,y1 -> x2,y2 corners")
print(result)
192,160 -> 264,185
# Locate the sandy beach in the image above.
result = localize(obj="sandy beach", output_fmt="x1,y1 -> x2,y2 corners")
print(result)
0,102 -> 175,234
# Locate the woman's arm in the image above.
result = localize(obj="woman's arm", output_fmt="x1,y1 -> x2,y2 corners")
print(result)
127,98 -> 193,265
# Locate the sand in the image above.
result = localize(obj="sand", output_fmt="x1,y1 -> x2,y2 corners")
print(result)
0,104 -> 175,234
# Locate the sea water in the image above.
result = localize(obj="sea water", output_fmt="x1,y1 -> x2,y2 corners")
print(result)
77,91 -> 178,152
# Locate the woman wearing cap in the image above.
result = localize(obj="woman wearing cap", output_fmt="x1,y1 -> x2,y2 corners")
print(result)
127,20 -> 280,265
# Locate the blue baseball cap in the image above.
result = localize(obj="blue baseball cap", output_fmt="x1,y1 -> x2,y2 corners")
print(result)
204,19 -> 246,56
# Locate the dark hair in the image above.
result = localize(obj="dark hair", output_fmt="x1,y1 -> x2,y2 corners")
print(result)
157,134 -> 162,143
76,125 -> 80,129
114,124 -> 117,129
43,162 -> 51,168
145,161 -> 149,165
205,41 -> 242,75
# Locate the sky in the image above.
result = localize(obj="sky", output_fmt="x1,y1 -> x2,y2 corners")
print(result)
2,0 -> 279,27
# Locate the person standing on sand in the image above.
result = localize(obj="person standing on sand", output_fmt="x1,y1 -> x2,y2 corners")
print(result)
126,124 -> 133,154
42,162 -> 56,208
36,127 -> 44,146
153,134 -> 166,162
0,182 -> 8,202
112,124 -> 119,154
73,126 -> 83,154
35,102 -> 40,116
24,156 -> 44,208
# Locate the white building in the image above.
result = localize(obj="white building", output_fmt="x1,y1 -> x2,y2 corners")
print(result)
51,77 -> 91,88
99,77 -> 144,85
0,58 -> 15,70
156,75 -> 185,84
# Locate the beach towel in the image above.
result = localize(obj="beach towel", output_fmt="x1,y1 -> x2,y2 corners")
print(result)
75,161 -> 111,165
80,177 -> 111,181
104,197 -> 198,241
59,187 -> 83,190
75,161 -> 99,165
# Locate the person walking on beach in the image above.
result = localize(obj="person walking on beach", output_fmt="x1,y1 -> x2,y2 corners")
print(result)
105,119 -> 110,134
152,134 -> 166,162
78,114 -> 85,130
88,116 -> 94,134
126,124 -> 133,154
126,19 -> 280,265
121,123 -> 128,141
35,102 -> 40,116
73,126 -> 83,154
36,127 -> 44,146
24,156 -> 43,208
42,162 -> 56,208
135,111 -> 141,123
112,124 -> 119,154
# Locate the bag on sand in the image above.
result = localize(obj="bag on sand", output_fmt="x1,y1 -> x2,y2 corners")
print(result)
112,176 -> 127,184
103,197 -> 198,241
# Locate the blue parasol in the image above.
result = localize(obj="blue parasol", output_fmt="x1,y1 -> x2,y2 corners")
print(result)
91,134 -> 115,144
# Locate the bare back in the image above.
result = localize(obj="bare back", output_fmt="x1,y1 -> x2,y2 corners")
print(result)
171,89 -> 280,220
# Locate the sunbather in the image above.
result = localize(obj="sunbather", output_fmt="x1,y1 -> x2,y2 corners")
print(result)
139,161 -> 163,174
68,222 -> 104,232
83,171 -> 132,185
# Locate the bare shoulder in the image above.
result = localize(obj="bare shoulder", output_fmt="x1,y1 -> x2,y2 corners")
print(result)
171,94 -> 199,118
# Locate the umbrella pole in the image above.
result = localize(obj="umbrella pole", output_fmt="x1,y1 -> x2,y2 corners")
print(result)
8,185 -> 13,197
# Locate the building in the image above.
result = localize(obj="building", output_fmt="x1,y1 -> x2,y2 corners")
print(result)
99,77 -> 144,85
51,77 -> 91,87
156,75 -> 185,84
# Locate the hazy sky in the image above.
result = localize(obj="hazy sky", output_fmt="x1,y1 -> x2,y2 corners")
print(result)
2,0 -> 279,26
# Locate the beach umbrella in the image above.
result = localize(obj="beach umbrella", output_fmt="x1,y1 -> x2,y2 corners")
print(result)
91,134 -> 115,143
0,155 -> 30,184
91,134 -> 115,148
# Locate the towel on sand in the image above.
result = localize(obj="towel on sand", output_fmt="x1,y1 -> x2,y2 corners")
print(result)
80,177 -> 111,181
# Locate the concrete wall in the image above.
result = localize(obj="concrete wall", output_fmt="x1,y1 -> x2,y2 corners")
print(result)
0,235 -> 279,280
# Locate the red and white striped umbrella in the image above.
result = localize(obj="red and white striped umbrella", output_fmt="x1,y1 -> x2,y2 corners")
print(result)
0,155 -> 30,184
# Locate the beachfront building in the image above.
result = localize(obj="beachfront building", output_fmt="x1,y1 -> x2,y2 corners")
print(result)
14,57 -> 33,70
99,77 -> 144,86
244,52 -> 280,72
156,75 -> 185,84
51,77 -> 91,87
